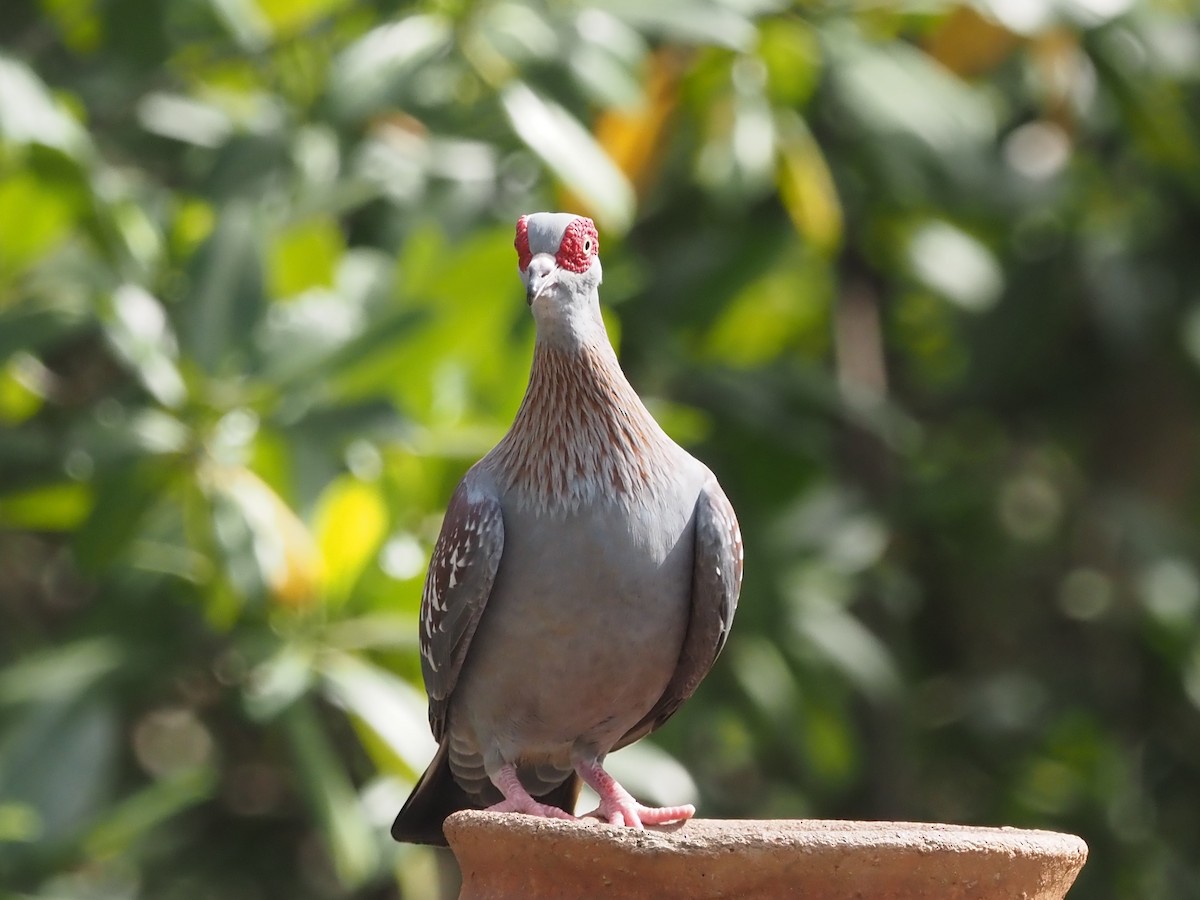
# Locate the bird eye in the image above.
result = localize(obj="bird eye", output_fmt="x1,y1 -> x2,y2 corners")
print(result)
555,218 -> 598,272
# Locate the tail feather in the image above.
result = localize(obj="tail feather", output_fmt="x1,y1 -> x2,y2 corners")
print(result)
391,743 -> 582,846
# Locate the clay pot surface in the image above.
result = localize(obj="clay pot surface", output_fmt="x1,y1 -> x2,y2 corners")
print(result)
444,812 -> 1087,900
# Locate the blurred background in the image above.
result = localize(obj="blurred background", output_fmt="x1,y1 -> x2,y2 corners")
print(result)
1,0 -> 1199,897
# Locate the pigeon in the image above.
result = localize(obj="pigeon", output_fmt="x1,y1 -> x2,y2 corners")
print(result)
391,212 -> 742,846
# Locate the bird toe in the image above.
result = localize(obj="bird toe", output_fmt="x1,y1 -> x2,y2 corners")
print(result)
584,799 -> 694,828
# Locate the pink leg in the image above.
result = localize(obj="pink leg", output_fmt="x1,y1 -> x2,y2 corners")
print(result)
575,758 -> 695,829
484,764 -> 577,821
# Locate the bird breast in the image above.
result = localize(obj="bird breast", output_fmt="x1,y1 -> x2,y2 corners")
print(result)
451,468 -> 703,769
486,340 -> 679,517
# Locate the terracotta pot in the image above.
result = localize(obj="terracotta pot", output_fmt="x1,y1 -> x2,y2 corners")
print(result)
444,812 -> 1087,899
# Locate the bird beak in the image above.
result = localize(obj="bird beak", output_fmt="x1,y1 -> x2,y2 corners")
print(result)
525,253 -> 557,306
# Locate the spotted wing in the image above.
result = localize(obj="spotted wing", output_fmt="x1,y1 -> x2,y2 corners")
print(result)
616,477 -> 742,749
419,479 -> 505,742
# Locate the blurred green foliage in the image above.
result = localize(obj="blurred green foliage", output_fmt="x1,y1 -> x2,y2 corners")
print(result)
2,0 -> 1199,897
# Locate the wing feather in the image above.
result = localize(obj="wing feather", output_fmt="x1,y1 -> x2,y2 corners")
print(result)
418,477 -> 504,741
616,477 -> 742,750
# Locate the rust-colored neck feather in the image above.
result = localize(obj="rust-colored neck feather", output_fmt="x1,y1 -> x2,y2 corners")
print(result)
486,338 -> 675,515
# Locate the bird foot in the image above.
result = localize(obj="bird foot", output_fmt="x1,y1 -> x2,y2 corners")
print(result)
582,799 -> 695,829
486,763 -> 578,822
575,757 -> 694,830
484,797 -> 577,821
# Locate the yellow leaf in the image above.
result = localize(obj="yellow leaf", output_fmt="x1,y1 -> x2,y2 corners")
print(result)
313,476 -> 388,605
223,467 -> 323,609
589,49 -> 683,199
776,114 -> 843,257
924,5 -> 1020,78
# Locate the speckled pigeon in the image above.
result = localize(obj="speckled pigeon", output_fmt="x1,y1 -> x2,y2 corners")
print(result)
391,212 -> 742,846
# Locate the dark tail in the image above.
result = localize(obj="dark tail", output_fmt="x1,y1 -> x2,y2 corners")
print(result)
391,743 -> 582,846
391,742 -> 474,846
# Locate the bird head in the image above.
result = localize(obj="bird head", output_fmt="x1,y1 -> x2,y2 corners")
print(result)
514,213 -> 603,334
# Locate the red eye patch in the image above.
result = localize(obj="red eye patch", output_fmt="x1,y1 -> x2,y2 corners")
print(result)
515,216 -> 532,271
555,218 -> 599,273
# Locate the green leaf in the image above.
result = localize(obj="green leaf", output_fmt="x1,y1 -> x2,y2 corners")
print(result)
0,354 -> 46,424
84,765 -> 217,859
102,284 -> 187,408
569,38 -> 645,110
501,82 -> 635,233
907,220 -> 1003,313
1089,27 -> 1200,193
703,260 -> 831,366
256,288 -> 366,385
730,635 -> 799,721
758,18 -> 821,108
181,202 -> 267,374
267,216 -> 343,299
592,0 -> 757,51
474,2 -> 559,69
801,699 -> 859,786
73,460 -> 177,572
206,472 -> 268,609
313,308 -> 428,398
322,614 -> 419,652
137,92 -> 233,149
257,248 -> 395,392
0,802 -> 41,843
360,224 -> 529,421
281,700 -> 379,888
257,0 -> 352,38
0,294 -> 91,361
206,0 -> 271,51
0,481 -> 93,531
318,652 -> 435,775
70,407 -> 191,471
0,429 -> 60,488
328,15 -> 452,122
40,0 -> 104,53
0,696 -> 119,847
0,53 -> 89,156
0,171 -> 81,278
0,638 -> 122,707
791,600 -> 900,701
244,643 -> 315,721
826,26 -> 995,154
205,466 -> 321,610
